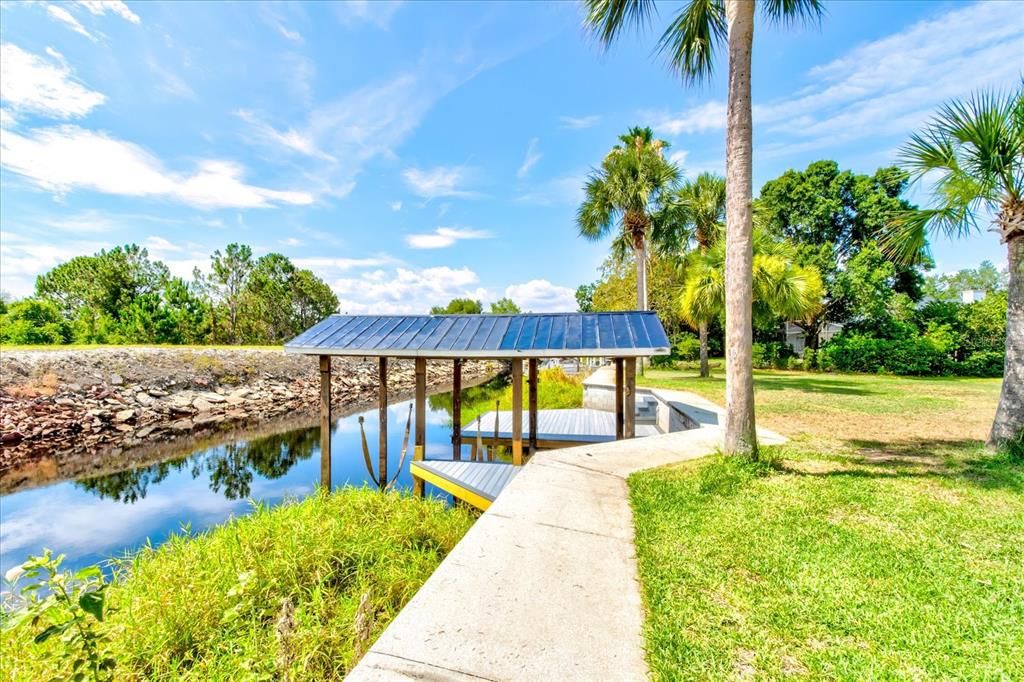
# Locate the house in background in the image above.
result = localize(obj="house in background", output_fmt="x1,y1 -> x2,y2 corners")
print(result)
783,321 -> 844,356
961,289 -> 987,304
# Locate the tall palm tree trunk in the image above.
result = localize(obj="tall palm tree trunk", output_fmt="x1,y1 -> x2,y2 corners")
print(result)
723,0 -> 757,456
990,233 -> 1024,444
699,322 -> 710,378
636,235 -> 648,311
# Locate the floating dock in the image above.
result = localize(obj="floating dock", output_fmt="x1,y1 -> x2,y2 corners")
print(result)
463,407 -> 660,449
411,459 -> 520,511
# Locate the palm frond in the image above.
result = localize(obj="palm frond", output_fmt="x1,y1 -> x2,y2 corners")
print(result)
760,0 -> 825,26
583,0 -> 658,47
657,0 -> 725,84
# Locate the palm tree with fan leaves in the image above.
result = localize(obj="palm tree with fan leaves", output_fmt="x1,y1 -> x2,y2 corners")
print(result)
883,86 -> 1023,446
654,172 -> 726,377
577,126 -> 679,312
583,0 -> 824,457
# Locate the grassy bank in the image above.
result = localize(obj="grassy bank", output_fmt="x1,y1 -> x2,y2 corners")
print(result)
1,489 -> 474,680
631,368 -> 1021,679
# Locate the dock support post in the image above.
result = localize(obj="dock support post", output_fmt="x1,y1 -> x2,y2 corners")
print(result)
624,357 -> 636,439
378,356 -> 388,491
319,355 -> 331,490
511,359 -> 523,465
413,357 -> 426,498
614,358 -> 624,440
528,359 -> 538,456
452,358 -> 462,461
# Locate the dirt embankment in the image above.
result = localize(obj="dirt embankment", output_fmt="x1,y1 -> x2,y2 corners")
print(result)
0,348 -> 496,489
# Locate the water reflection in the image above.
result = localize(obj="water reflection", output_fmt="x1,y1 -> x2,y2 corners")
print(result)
0,395 -> 466,578
75,429 -> 321,503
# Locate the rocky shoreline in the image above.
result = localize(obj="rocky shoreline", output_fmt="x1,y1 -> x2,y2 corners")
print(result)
0,348 -> 497,492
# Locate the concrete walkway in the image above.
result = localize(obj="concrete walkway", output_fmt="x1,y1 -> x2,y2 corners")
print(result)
348,391 -> 785,681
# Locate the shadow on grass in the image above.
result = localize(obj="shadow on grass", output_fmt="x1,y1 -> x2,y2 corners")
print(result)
753,376 -> 881,396
776,438 -> 1022,493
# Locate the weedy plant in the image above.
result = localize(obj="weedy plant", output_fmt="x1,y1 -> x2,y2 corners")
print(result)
3,550 -> 116,681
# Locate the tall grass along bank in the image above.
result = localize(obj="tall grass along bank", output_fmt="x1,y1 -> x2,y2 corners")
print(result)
1,489 -> 474,680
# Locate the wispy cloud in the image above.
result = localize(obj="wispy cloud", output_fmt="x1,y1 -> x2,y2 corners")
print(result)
1,126 -> 314,209
651,101 -> 726,136
389,201 -> 402,211
0,44 -> 106,119
46,4 -> 97,41
405,227 -> 490,250
560,115 -> 600,130
516,172 -> 586,206
517,137 -> 541,179
75,1 -> 140,24
402,165 -> 476,199
235,109 -> 333,161
334,0 -> 403,29
147,57 -> 195,99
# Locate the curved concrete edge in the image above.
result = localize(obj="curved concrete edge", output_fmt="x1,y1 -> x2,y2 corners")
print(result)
348,398 -> 787,681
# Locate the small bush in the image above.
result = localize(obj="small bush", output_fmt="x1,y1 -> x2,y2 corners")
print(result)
820,334 -> 950,375
956,350 -> 1004,378
802,347 -> 818,370
751,342 -> 794,369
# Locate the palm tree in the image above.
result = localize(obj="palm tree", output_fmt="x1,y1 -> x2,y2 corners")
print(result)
583,0 -> 824,457
883,87 -> 1023,446
681,229 -> 824,337
654,172 -> 726,377
578,126 -> 679,311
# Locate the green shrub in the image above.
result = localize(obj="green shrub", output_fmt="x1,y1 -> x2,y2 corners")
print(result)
802,347 -> 818,370
672,334 -> 701,362
0,299 -> 70,345
819,334 -> 951,375
751,342 -> 793,369
956,350 -> 1004,378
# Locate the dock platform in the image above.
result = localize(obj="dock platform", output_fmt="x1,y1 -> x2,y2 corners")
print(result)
463,407 -> 660,449
411,459 -> 520,511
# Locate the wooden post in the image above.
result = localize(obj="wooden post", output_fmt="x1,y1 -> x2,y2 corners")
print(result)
614,357 -> 624,440
319,355 -> 331,491
413,357 -> 426,498
491,400 -> 499,462
452,358 -> 462,461
511,359 -> 523,465
528,358 -> 538,455
624,357 -> 636,439
378,356 -> 388,492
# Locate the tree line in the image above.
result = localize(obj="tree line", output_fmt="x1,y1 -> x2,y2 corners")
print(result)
0,243 -> 339,346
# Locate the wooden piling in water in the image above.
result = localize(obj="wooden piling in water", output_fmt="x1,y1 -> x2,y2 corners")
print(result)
319,355 -> 331,490
413,357 -> 426,498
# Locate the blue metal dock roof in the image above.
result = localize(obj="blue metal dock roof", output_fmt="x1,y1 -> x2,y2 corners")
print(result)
284,312 -> 670,358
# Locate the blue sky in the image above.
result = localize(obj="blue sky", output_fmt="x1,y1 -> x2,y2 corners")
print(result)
1,1 -> 1021,313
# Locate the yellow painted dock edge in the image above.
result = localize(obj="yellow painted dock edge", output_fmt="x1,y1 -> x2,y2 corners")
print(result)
411,461 -> 492,511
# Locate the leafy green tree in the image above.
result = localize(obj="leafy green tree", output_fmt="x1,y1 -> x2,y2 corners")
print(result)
923,261 -> 1007,302
575,283 -> 596,312
430,298 -> 483,315
654,172 -> 726,376
210,243 -> 253,344
680,230 -> 823,339
0,298 -> 71,344
489,298 -> 521,314
758,160 -> 923,349
883,86 -> 1023,445
291,269 -> 339,332
591,253 -> 688,337
242,254 -> 338,342
584,0 -> 824,456
578,126 -> 679,311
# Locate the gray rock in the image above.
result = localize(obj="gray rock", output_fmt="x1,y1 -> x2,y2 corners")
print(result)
193,398 -> 213,412
115,409 -> 135,422
135,392 -> 155,406
200,392 -> 226,403
110,373 -> 124,386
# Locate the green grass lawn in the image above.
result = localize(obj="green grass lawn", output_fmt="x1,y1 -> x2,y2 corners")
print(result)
631,368 -> 1021,680
1,489 -> 474,681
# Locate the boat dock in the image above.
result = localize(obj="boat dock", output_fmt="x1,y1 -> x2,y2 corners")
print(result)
464,407 -> 660,449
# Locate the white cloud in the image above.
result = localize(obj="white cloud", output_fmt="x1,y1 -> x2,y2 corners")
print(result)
235,109 -> 333,160
0,231 -> 109,297
651,101 -> 726,136
504,279 -> 576,313
668,150 -> 688,168
279,237 -> 303,247
1,126 -> 315,209
146,58 -> 195,99
0,43 -> 106,119
390,201 -> 402,211
402,165 -> 476,199
46,4 -> 97,41
560,115 -> 600,130
405,227 -> 490,250
277,25 -> 302,42
334,0 -> 403,29
292,255 -> 396,275
0,107 -> 16,128
75,1 -> 140,24
333,265 -> 490,315
517,137 -> 541,179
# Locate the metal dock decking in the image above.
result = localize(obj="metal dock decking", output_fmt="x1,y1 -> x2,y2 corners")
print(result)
411,460 -> 520,511
464,408 -> 661,449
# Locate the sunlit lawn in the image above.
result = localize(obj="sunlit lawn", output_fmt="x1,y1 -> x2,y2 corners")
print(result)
631,367 -> 1022,680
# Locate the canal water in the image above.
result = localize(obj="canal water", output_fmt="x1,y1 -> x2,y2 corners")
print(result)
0,385 -> 502,580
